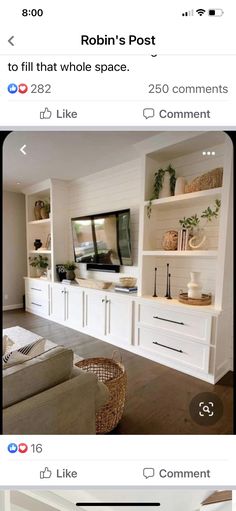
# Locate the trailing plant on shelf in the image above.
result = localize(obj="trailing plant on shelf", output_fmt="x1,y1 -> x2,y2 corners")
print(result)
201,199 -> 221,222
178,199 -> 221,249
178,199 -> 221,230
147,164 -> 176,218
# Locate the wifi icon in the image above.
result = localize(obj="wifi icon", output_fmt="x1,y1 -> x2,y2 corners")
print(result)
196,8 -> 206,15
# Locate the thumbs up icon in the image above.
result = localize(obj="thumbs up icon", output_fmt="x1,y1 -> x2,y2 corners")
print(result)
40,467 -> 52,479
40,107 -> 52,119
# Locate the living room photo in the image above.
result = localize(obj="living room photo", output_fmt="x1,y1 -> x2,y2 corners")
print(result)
2,130 -> 234,435
0,488 -> 233,511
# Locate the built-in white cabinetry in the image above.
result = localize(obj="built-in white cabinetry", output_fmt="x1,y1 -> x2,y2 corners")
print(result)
23,132 -> 233,384
50,284 -> 83,330
83,289 -> 133,346
83,289 -> 106,338
105,293 -> 133,346
25,278 -> 50,318
136,300 -> 212,377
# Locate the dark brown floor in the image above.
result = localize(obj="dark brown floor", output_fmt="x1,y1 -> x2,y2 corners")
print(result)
3,309 -> 234,434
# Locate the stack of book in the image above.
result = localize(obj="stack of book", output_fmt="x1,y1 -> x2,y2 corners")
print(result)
114,285 -> 138,293
177,229 -> 189,251
61,279 -> 73,285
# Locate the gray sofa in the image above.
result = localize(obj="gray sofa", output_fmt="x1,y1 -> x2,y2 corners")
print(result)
3,327 -> 109,434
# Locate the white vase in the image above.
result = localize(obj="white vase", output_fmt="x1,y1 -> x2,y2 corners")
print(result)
175,176 -> 185,195
36,267 -> 44,277
159,172 -> 171,198
187,271 -> 202,299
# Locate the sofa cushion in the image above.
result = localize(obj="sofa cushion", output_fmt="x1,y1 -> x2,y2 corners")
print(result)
3,345 -> 74,408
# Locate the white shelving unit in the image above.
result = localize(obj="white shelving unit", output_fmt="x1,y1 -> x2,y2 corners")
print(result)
138,131 -> 232,309
24,178 -> 69,282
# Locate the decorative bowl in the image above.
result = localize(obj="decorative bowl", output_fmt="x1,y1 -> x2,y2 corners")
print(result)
119,277 -> 137,288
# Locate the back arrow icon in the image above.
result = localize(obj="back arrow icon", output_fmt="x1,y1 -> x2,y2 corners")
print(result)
8,36 -> 15,46
20,145 -> 27,155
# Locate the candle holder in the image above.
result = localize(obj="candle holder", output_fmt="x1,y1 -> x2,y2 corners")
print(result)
165,263 -> 169,297
167,272 -> 172,299
152,267 -> 158,297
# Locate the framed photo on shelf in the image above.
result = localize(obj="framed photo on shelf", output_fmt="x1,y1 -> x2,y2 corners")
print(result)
45,233 -> 51,250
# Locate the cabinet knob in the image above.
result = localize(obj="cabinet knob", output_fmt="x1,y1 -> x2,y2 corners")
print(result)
102,298 -> 105,303
106,299 -> 110,303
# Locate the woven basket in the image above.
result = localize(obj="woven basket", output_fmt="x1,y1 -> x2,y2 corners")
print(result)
76,350 -> 127,434
185,167 -> 223,193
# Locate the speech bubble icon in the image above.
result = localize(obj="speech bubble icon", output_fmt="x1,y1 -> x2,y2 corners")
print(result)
143,108 -> 155,119
143,467 -> 155,479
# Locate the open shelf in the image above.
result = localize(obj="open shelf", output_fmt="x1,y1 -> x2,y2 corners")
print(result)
142,250 -> 218,257
144,187 -> 222,210
28,218 -> 51,225
29,249 -> 52,254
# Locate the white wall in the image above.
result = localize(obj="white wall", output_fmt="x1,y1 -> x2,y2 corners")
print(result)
3,191 -> 27,310
68,159 -> 141,282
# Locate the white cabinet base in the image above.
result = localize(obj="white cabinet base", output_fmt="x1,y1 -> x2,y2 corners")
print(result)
24,278 -> 229,384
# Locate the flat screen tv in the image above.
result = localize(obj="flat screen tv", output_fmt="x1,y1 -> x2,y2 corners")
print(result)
71,209 -> 132,271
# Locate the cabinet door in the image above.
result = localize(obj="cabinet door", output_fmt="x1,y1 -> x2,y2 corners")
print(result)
66,286 -> 84,330
106,294 -> 133,346
50,284 -> 66,323
84,289 -> 106,339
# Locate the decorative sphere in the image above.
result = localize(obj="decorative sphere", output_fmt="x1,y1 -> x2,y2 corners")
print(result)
162,230 -> 178,250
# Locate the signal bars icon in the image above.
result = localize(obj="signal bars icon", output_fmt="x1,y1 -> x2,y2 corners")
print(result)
182,9 -> 194,16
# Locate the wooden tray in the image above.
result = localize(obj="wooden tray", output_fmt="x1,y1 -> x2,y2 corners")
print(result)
178,292 -> 212,306
75,278 -> 112,290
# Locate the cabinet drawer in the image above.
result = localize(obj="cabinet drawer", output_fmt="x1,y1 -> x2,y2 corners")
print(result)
138,325 -> 210,373
26,293 -> 49,316
25,279 -> 49,294
138,303 -> 211,342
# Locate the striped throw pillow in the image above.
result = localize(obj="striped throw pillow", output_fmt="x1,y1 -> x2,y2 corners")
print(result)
2,338 -> 46,368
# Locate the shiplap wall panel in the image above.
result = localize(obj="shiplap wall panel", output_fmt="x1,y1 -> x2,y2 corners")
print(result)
142,256 -> 217,300
68,159 -> 141,281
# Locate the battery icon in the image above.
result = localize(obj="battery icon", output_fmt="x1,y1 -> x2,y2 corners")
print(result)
208,9 -> 224,16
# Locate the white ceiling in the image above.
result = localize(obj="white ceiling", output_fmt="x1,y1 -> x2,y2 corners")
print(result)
7,489 -> 229,511
3,131 -> 158,192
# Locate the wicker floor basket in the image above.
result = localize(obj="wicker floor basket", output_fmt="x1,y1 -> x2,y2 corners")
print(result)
77,351 -> 127,434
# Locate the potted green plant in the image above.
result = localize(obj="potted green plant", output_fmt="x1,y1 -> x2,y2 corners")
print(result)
64,261 -> 77,280
147,164 -> 176,218
40,199 -> 50,219
179,199 -> 221,249
29,255 -> 49,277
